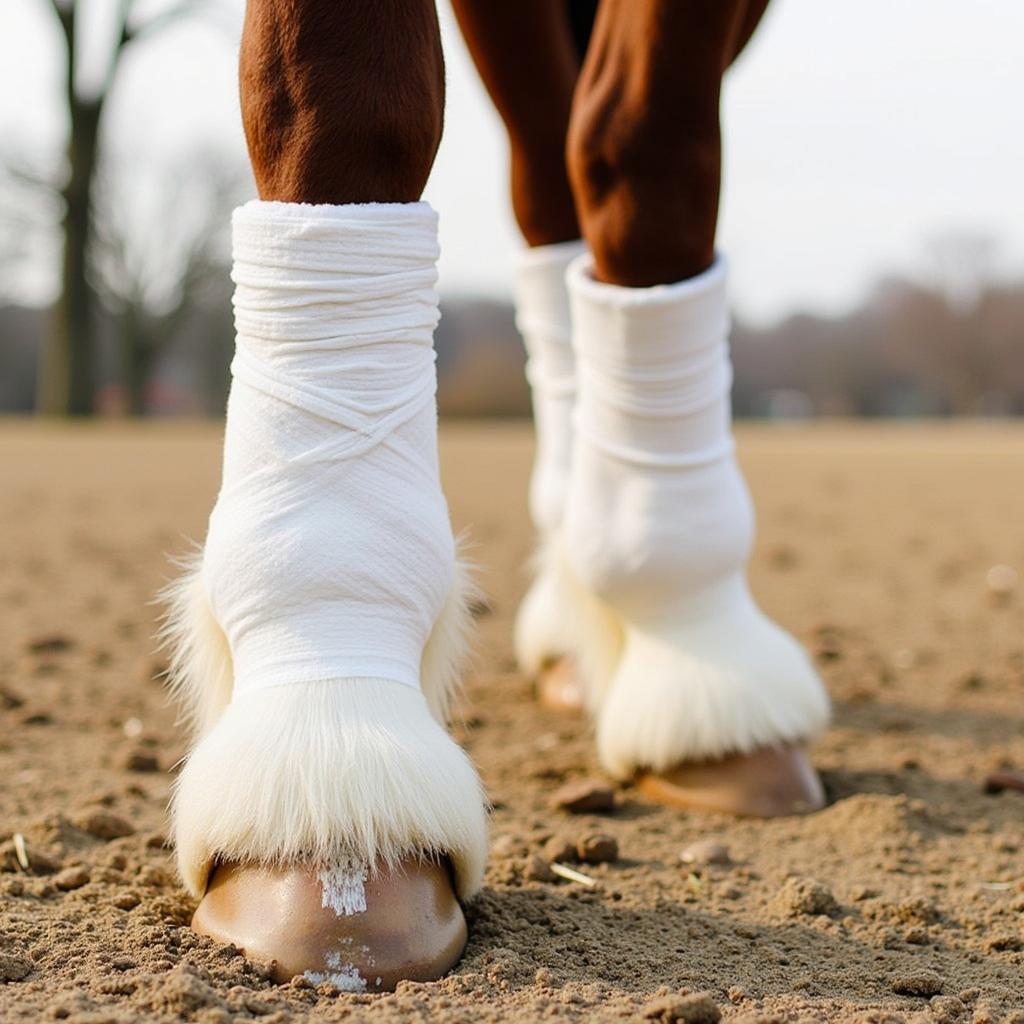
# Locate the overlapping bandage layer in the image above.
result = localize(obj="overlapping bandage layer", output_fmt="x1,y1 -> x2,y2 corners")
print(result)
510,240 -> 590,677
204,201 -> 453,697
169,201 -> 487,900
513,239 -> 587,536
561,255 -> 830,773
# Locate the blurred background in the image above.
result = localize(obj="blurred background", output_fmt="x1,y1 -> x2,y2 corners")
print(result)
2,0 -> 1024,418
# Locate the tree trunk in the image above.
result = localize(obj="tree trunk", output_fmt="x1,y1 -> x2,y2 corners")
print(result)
38,97 -> 102,416
37,2 -> 104,416
123,311 -> 153,416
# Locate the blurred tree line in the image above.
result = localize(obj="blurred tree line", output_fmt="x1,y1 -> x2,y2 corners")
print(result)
2,1 -> 1022,418
4,250 -> 1024,417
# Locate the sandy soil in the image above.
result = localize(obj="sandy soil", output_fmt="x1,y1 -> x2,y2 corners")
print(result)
1,420 -> 1023,1024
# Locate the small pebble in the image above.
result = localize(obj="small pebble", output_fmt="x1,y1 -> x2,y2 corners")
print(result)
524,853 -> 554,882
122,717 -> 144,738
26,635 -> 73,654
541,835 -> 579,864
576,833 -> 618,865
74,809 -> 135,840
54,866 -> 90,891
549,779 -> 615,814
112,891 -> 141,910
891,969 -> 943,996
986,564 -> 1018,603
680,840 -> 731,867
983,770 -> 1024,795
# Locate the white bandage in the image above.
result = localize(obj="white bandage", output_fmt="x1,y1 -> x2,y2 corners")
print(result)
562,255 -> 830,775
168,201 -> 487,900
513,239 -> 586,535
203,201 -> 452,696
511,240 -> 589,676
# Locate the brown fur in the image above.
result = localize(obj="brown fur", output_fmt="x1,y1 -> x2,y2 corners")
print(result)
455,0 -> 771,286
450,1 -> 582,247
239,0 -> 771,272
240,0 -> 445,204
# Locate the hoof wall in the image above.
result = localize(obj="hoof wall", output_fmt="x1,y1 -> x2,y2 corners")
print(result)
535,657 -> 585,716
636,745 -> 826,817
191,857 -> 467,991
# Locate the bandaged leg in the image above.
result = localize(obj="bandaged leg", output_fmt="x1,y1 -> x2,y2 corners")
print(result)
561,254 -> 830,810
161,201 -> 487,984
510,240 -> 599,709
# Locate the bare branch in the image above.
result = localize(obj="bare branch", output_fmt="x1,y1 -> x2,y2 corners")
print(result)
122,0 -> 206,47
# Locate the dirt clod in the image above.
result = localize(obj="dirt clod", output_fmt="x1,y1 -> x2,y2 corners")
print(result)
0,953 -> 33,983
122,749 -> 160,772
775,876 -> 839,917
53,866 -> 90,891
541,835 -> 579,864
73,809 -> 135,840
642,991 -> 721,1023
890,969 -> 943,996
26,635 -> 74,654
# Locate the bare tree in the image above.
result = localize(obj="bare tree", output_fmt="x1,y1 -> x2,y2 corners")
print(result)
37,0 -> 203,416
90,153 -> 241,413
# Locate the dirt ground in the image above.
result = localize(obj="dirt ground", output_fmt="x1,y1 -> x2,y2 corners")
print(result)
1,420 -> 1023,1024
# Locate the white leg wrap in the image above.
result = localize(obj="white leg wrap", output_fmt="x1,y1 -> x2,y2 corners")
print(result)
164,201 -> 487,900
510,240 -> 590,676
562,255 -> 830,776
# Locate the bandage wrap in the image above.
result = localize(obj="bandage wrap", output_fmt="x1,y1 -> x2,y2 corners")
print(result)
511,240 -> 593,678
565,256 -> 755,623
168,200 -> 488,901
513,240 -> 587,535
561,255 -> 829,772
203,201 -> 453,696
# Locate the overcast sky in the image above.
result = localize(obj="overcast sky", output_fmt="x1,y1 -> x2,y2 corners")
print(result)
4,0 -> 1024,324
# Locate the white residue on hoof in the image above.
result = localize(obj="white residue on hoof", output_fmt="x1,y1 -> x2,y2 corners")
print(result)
304,951 -> 368,993
317,857 -> 368,916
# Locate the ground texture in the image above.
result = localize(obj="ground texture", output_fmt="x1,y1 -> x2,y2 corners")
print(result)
1,421 -> 1023,1023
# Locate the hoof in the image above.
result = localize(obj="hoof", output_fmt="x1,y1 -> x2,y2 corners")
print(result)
635,744 -> 826,817
191,856 -> 467,991
535,657 -> 585,715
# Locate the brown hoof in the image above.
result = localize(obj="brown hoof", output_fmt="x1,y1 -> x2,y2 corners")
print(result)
191,857 -> 467,991
635,744 -> 826,817
535,656 -> 585,715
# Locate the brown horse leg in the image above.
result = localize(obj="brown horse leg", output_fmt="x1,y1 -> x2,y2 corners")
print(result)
450,0 -> 581,245
240,0 -> 444,205
187,0 -> 472,990
566,0 -> 757,286
564,1 -> 829,816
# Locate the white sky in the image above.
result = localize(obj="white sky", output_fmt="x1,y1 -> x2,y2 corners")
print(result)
4,0 -> 1024,325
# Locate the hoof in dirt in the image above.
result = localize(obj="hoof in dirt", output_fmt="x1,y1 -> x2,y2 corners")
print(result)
191,856 -> 467,991
635,744 -> 826,817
